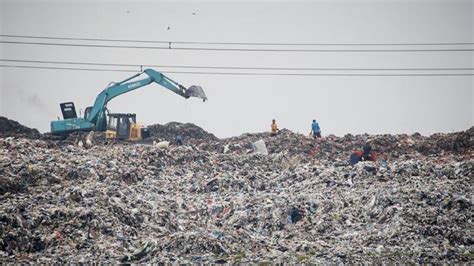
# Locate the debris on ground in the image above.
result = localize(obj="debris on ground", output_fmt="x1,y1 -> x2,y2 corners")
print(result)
0,117 -> 472,263
252,139 -> 268,155
148,122 -> 218,144
0,116 -> 41,139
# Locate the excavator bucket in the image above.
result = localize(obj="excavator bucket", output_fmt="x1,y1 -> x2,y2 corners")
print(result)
185,85 -> 208,102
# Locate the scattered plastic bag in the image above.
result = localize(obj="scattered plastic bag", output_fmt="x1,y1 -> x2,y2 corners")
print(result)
252,139 -> 268,155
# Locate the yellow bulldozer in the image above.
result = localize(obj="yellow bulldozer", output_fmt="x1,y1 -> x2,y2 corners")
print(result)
104,113 -> 151,141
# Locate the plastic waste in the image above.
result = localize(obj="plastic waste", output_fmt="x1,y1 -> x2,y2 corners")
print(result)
0,117 -> 472,264
252,139 -> 268,155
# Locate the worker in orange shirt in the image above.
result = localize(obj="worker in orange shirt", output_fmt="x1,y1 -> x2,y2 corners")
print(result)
271,119 -> 279,136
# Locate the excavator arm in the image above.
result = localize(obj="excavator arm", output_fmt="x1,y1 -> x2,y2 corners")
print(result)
51,69 -> 207,134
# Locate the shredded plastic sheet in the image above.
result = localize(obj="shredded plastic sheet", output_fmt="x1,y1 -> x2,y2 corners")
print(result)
252,139 -> 268,155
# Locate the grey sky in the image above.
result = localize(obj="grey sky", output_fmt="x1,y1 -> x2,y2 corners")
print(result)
1,0 -> 473,137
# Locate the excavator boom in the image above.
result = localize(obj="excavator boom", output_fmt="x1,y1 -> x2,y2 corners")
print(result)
51,69 -> 207,134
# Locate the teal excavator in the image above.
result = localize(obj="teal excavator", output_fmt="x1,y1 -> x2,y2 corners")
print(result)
51,69 -> 207,141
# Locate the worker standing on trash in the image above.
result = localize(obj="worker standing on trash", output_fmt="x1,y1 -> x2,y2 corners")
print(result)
310,119 -> 321,139
271,119 -> 279,136
175,135 -> 183,146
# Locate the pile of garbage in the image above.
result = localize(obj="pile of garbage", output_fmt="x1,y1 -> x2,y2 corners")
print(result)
0,117 -> 41,139
218,128 -> 473,160
148,122 -> 218,144
0,118 -> 472,263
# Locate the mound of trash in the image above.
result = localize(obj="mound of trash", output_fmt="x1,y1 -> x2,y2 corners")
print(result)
148,122 -> 219,143
218,127 -> 473,161
0,116 -> 41,138
0,124 -> 472,263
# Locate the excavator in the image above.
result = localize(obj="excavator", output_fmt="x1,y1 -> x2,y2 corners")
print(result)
51,68 -> 207,141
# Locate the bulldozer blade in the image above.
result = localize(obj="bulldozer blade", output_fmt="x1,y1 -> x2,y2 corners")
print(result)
186,85 -> 208,102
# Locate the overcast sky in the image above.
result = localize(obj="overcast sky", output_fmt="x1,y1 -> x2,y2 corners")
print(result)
0,0 -> 472,137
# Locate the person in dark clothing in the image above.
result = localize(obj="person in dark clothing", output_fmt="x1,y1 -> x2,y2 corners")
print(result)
350,144 -> 377,165
362,145 -> 372,160
175,135 -> 183,146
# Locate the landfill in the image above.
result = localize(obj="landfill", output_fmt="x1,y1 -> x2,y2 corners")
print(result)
0,118 -> 472,263
148,122 -> 219,144
0,117 -> 41,139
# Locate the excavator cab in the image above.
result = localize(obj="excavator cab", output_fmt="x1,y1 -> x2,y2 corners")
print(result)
105,113 -> 150,141
60,102 -> 78,119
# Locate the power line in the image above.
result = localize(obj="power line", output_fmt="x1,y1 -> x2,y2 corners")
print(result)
1,64 -> 473,76
1,34 -> 473,46
162,71 -> 474,76
0,59 -> 138,68
1,40 -> 473,52
0,65 -> 134,73
0,34 -> 168,45
1,59 -> 473,71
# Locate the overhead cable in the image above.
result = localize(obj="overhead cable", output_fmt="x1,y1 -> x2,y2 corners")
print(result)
1,34 -> 473,46
1,59 -> 473,71
1,64 -> 473,76
1,41 -> 473,52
